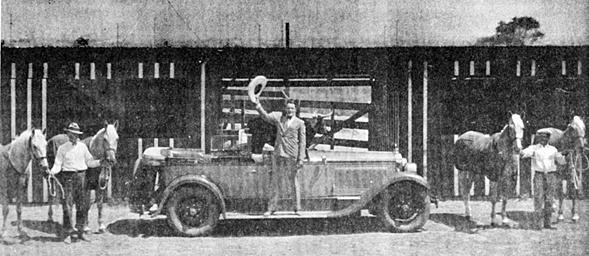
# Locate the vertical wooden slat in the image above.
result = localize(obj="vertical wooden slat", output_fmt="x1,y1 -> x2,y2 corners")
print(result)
154,138 -> 159,147
27,63 -> 33,203
453,134 -> 459,197
107,63 -> 112,79
515,154 -> 521,196
11,63 -> 16,140
561,60 -> 566,75
42,63 -> 48,202
423,61 -> 428,180
407,61 -> 413,163
531,60 -> 536,76
516,61 -> 521,76
330,102 -> 336,150
453,61 -> 459,77
530,134 -> 535,196
170,63 -> 175,79
200,62 -> 206,150
138,63 -> 143,78
169,138 -> 174,148
75,63 -> 80,80
27,63 -> 32,130
484,177 -> 490,196
138,138 -> 143,158
90,63 -> 96,80
485,61 -> 491,76
578,60 -> 582,75
469,61 -> 474,76
154,63 -> 160,78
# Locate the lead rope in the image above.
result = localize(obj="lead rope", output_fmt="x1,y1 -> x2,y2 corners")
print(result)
99,166 -> 112,190
46,174 -> 65,199
574,150 -> 589,171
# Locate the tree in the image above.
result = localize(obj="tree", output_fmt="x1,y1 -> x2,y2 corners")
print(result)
476,17 -> 545,46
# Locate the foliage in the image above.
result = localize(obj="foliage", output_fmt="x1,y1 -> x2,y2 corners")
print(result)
476,17 -> 545,46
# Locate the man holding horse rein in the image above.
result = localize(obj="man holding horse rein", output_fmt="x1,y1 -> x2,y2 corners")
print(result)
47,122 -> 110,243
253,97 -> 306,216
520,130 -> 566,229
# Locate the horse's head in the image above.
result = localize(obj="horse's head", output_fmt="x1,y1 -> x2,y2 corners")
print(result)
306,112 -> 332,135
506,113 -> 524,153
564,116 -> 586,152
100,120 -> 119,164
29,128 -> 49,171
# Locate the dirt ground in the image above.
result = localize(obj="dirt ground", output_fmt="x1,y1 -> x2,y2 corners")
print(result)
1,199 -> 588,256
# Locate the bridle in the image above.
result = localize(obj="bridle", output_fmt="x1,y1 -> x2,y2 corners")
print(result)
28,135 -> 48,165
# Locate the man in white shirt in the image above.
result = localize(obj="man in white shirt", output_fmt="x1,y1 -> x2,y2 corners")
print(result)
520,130 -> 566,229
49,123 -> 106,243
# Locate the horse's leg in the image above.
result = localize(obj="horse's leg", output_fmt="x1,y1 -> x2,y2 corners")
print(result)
571,197 -> 578,221
571,187 -> 579,221
489,180 -> 499,226
47,190 -> 56,223
83,189 -> 92,233
16,178 -> 27,238
97,189 -> 106,233
1,199 -> 8,237
459,171 -> 472,218
557,180 -> 565,222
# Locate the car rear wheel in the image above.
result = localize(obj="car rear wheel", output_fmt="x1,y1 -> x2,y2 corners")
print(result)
378,180 -> 430,232
166,186 -> 220,236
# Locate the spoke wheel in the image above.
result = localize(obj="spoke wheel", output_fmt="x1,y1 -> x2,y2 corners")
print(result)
379,181 -> 430,232
166,187 -> 220,236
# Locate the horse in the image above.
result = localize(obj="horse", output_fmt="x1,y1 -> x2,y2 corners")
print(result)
0,129 -> 49,238
47,121 -> 119,233
452,113 -> 524,227
535,116 -> 586,222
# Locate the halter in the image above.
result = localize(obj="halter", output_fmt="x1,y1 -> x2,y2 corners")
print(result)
27,132 -> 48,164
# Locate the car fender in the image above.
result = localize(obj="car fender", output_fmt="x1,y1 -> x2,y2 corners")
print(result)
153,175 -> 227,219
326,171 -> 429,218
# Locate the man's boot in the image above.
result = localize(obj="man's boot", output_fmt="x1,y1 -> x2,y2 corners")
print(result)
543,212 -> 555,229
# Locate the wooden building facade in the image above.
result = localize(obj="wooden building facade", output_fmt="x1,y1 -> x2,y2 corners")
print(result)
1,46 -> 587,202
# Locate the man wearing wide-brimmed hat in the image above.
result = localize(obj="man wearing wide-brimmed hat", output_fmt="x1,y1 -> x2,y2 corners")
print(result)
520,129 -> 566,229
49,122 -> 107,243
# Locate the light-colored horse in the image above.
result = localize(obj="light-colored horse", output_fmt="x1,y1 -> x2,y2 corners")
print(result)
1,129 -> 49,238
453,114 -> 524,227
536,116 -> 586,222
47,121 -> 118,233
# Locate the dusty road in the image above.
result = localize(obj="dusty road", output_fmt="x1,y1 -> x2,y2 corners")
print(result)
1,199 -> 588,256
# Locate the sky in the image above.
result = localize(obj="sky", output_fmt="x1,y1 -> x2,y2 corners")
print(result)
1,0 -> 587,47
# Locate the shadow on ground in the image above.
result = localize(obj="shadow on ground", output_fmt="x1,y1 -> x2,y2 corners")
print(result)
429,211 -> 542,233
1,220 -> 64,245
107,216 -> 406,237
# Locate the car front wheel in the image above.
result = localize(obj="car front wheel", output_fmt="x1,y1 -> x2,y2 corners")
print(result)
166,186 -> 220,236
378,180 -> 430,232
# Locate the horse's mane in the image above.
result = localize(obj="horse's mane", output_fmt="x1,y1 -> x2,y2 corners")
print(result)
88,128 -> 106,158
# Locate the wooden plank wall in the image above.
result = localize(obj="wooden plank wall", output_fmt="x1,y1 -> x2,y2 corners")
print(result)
1,47 -> 587,202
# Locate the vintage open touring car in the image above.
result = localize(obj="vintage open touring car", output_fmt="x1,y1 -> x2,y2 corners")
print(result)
129,133 -> 432,236
129,76 -> 432,236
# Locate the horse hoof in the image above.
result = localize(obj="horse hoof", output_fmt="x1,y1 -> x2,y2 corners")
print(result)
98,224 -> 107,233
572,214 -> 580,222
557,215 -> 565,222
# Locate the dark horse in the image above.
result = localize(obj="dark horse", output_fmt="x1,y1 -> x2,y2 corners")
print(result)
1,129 -> 49,238
247,113 -> 330,158
47,121 -> 119,233
452,113 -> 524,227
535,116 -> 586,222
